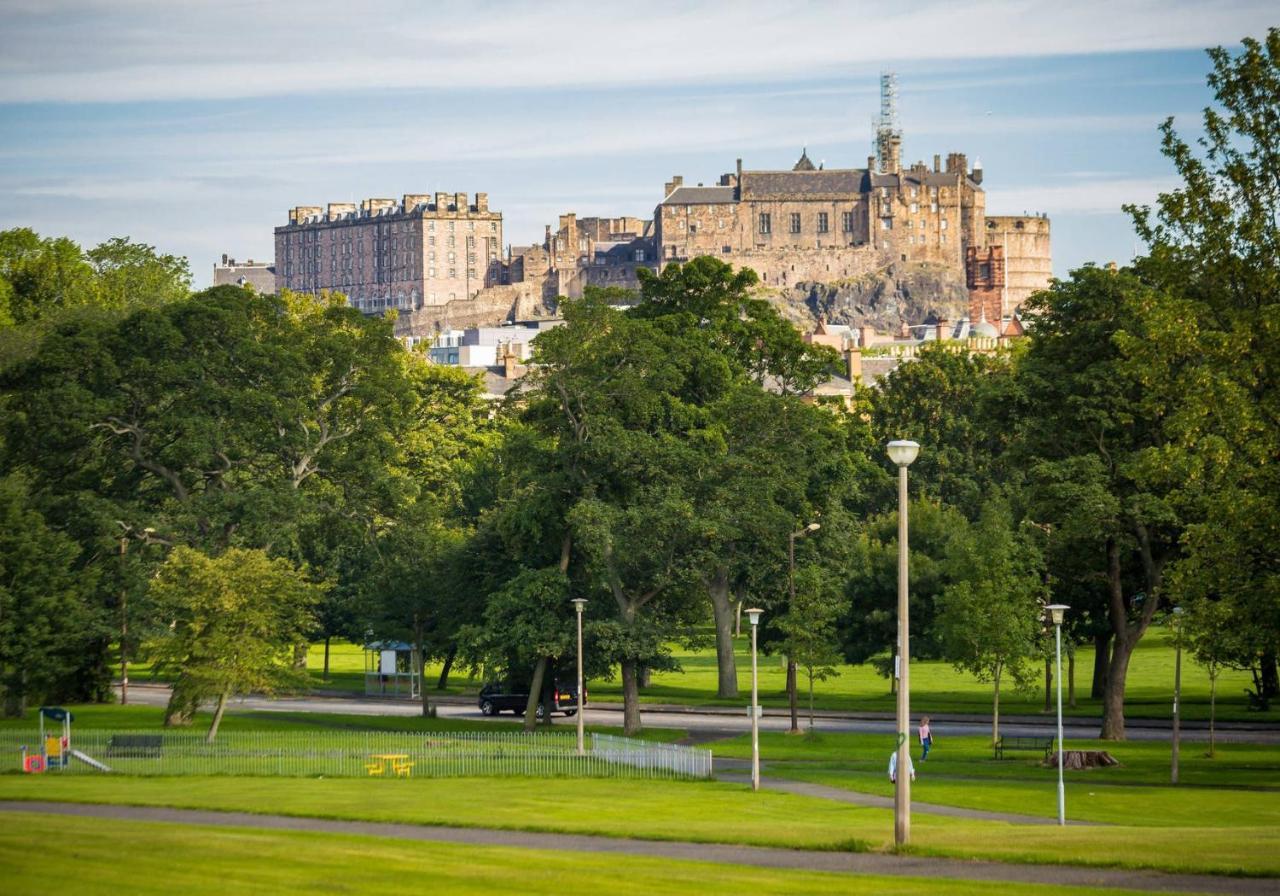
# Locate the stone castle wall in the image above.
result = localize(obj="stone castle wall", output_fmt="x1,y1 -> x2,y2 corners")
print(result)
982,215 -> 1051,312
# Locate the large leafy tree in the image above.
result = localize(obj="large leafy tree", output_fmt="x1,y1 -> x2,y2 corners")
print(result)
0,474 -> 100,716
1016,267 -> 1181,739
148,546 -> 321,739
1126,28 -> 1280,701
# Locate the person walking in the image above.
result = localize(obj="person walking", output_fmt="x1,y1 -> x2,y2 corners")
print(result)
919,716 -> 933,761
888,750 -> 915,783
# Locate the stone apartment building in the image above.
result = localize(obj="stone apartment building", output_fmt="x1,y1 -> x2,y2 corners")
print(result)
273,192 -> 503,313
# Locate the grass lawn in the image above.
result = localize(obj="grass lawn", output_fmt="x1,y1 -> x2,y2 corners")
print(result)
128,624 -> 1278,724
587,623 -> 1277,723
0,702 -> 687,745
0,812 -> 1156,896
1,775 -> 1277,877
711,730 -> 1280,827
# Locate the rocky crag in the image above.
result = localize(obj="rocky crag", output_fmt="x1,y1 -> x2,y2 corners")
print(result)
765,261 -> 969,333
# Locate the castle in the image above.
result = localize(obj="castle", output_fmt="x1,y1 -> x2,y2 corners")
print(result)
272,75 -> 1051,338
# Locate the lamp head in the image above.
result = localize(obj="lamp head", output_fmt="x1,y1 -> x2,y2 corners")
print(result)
806,522 -> 821,532
886,440 -> 921,467
745,608 -> 763,627
570,598 -> 587,613
1046,604 -> 1069,626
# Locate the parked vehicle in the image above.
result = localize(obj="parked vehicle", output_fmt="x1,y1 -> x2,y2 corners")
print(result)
478,678 -> 585,719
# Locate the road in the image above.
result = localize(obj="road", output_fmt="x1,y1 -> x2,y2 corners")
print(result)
119,683 -> 1280,744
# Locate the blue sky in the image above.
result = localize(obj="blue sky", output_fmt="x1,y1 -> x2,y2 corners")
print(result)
0,1 -> 1274,286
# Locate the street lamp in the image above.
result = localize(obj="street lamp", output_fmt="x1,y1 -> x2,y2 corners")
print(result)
1172,605 -> 1183,784
787,521 -> 821,734
887,439 -> 919,847
571,599 -> 588,756
1046,603 -> 1070,826
746,607 -> 763,791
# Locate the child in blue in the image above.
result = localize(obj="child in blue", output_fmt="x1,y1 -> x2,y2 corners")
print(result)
919,717 -> 933,761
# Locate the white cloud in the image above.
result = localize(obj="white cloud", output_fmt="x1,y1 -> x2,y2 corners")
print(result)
988,176 -> 1180,216
1,0 -> 1274,103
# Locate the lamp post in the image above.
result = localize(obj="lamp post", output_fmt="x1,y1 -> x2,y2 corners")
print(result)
886,439 -> 919,847
1171,605 -> 1183,785
787,521 -> 821,734
571,598 -> 587,757
746,607 -> 763,791
1046,603 -> 1070,826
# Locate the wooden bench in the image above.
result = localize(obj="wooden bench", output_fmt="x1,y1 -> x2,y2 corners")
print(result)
994,735 -> 1054,760
106,734 -> 163,758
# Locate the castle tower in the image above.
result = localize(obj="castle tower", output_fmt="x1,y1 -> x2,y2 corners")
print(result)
875,72 -> 902,174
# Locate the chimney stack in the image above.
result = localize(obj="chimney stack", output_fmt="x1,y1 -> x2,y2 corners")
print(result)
846,348 -> 862,384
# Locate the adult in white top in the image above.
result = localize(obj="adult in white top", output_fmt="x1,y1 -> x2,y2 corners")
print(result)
889,750 -> 916,783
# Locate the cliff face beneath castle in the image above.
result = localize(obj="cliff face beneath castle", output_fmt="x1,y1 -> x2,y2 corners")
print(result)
767,262 -> 969,332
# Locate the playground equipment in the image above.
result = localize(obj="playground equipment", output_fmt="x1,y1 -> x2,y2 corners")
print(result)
20,706 -> 111,774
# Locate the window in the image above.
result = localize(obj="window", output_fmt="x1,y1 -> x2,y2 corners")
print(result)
940,233 -> 947,244
634,249 -> 646,262
940,219 -> 948,230
428,222 -> 435,232
842,211 -> 854,233
449,268 -> 457,278
468,221 -> 475,231
881,218 -> 892,231
759,213 -> 771,234
817,212 -> 829,234
468,268 -> 476,278
491,222 -> 497,232
790,213 -> 801,234
467,235 -> 475,247
905,219 -> 913,229
930,202 -> 939,213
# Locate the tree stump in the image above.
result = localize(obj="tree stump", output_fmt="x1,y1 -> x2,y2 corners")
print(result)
1046,750 -> 1118,770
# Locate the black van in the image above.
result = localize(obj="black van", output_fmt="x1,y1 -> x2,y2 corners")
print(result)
478,677 -> 584,720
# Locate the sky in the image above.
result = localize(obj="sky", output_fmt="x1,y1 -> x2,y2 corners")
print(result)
1,1 -> 1275,287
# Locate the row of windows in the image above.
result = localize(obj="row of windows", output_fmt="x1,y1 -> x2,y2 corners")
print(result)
759,211 -> 858,235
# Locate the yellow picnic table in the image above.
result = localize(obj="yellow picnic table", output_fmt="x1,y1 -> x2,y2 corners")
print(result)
367,753 -> 414,777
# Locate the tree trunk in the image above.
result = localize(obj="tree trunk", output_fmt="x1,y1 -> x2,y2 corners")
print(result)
437,645 -> 456,690
638,666 -> 651,689
164,684 -> 198,727
322,637 -> 331,681
1208,669 -> 1218,759
1043,657 -> 1052,712
1100,636 -> 1135,740
707,568 -> 739,699
1261,650 -> 1279,699
1091,632 -> 1111,699
620,659 -> 642,736
787,660 -> 800,733
992,662 -> 1002,747
206,689 -> 230,743
3,672 -> 26,718
523,655 -> 548,732
1068,648 -> 1076,709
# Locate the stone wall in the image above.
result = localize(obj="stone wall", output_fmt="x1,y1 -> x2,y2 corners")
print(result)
392,281 -> 554,338
983,215 -> 1051,312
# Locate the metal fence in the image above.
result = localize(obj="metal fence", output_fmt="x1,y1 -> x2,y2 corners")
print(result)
2,729 -> 713,780
591,733 -> 714,779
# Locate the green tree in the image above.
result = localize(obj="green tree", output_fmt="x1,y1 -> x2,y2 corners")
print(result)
1016,267 -> 1181,740
778,562 -> 843,731
934,502 -> 1045,745
147,546 -> 321,739
1126,28 -> 1280,701
0,228 -> 97,325
0,474 -> 99,716
85,237 -> 191,310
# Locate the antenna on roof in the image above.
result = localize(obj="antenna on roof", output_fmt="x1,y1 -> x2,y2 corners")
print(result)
875,71 -> 902,173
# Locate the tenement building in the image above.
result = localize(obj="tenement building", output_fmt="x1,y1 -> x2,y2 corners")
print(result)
273,192 -> 503,313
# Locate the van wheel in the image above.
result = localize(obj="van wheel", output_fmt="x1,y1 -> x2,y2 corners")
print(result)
480,699 -> 495,716
563,710 -> 576,718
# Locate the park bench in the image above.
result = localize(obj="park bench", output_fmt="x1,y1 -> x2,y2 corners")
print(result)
993,734 -> 1054,760
105,734 -> 163,758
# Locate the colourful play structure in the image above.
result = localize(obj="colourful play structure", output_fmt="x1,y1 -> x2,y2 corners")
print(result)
20,706 -> 111,774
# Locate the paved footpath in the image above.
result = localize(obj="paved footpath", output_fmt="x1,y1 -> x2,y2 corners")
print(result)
3,800 -> 1271,895
715,770 -> 1096,825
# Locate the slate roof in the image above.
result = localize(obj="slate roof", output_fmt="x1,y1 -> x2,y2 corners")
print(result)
663,185 -> 736,205
740,169 -> 868,199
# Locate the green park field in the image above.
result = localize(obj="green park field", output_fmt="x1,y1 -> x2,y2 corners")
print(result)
298,625 -> 1274,724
